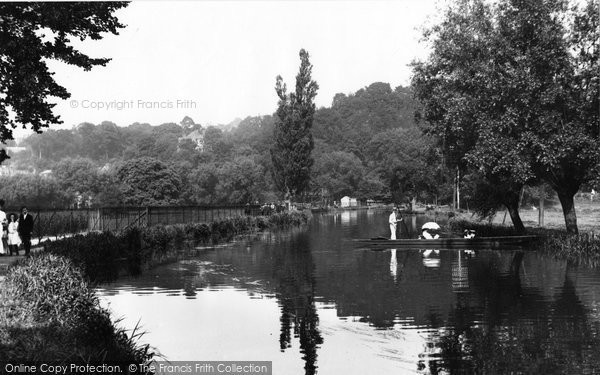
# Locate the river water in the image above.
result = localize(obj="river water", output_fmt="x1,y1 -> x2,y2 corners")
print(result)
97,210 -> 600,374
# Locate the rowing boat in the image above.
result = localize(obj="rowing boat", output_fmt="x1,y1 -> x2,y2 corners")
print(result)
354,235 -> 539,249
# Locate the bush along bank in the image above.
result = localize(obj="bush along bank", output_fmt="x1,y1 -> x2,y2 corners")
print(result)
43,211 -> 310,283
447,218 -> 600,268
0,254 -> 154,365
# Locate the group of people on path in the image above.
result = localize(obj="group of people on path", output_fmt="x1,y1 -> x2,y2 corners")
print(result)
0,201 -> 34,256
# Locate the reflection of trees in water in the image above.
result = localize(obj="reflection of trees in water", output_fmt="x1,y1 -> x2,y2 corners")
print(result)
423,254 -> 600,374
273,233 -> 323,375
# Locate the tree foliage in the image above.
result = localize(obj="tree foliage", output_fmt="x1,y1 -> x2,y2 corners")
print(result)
0,2 -> 128,163
117,157 -> 181,206
271,49 -> 319,199
412,0 -> 599,233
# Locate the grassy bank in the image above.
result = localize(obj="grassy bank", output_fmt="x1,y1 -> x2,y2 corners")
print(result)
0,211 -> 309,365
448,217 -> 600,268
0,254 -> 153,364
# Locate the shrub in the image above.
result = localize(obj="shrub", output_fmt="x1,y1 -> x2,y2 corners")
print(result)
43,232 -> 127,283
1,254 -> 154,363
40,211 -> 310,283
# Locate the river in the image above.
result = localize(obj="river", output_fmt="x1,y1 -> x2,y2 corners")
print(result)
97,210 -> 600,374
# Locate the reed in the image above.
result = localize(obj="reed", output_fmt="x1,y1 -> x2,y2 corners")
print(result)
0,253 -> 155,364
536,232 -> 600,268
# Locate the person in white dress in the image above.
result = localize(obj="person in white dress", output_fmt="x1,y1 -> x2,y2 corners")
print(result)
0,200 -> 6,255
421,228 -> 439,239
389,207 -> 403,240
7,213 -> 21,256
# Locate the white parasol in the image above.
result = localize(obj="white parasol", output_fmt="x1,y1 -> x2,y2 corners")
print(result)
421,222 -> 441,230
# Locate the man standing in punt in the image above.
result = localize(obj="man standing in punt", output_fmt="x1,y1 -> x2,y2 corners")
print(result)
389,207 -> 403,240
18,206 -> 34,256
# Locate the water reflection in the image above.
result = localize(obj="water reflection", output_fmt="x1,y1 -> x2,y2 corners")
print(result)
390,249 -> 397,282
422,250 -> 441,268
98,210 -> 600,375
274,233 -> 322,374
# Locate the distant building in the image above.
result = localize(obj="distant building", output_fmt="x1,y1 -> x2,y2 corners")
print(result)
0,165 -> 34,176
340,196 -> 358,208
40,170 -> 53,178
178,129 -> 205,151
5,146 -> 26,154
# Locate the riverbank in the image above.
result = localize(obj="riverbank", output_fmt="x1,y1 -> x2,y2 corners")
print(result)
448,210 -> 600,267
0,253 -> 154,364
0,211 -> 309,364
488,200 -> 600,233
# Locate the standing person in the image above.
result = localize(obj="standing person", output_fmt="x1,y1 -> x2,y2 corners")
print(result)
7,213 -> 20,256
18,206 -> 34,257
389,207 -> 403,240
0,200 -> 6,256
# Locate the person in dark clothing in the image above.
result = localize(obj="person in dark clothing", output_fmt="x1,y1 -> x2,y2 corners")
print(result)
18,206 -> 34,256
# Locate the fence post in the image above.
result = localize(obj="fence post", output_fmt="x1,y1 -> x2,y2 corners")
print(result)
35,211 -> 40,243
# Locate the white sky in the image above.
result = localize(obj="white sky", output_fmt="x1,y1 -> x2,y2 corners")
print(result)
38,0 -> 443,135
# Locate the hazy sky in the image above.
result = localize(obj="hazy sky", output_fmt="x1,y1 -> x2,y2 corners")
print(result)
41,0 -> 442,134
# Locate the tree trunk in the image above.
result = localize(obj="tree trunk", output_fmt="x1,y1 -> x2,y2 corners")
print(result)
557,191 -> 578,234
538,197 -> 544,227
452,175 -> 456,210
510,251 -> 524,275
505,202 -> 526,234
456,167 -> 460,210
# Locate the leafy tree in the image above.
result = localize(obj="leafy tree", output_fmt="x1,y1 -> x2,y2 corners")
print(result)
187,163 -> 220,204
117,157 -> 181,206
317,83 -> 418,159
53,157 -> 99,202
231,115 -> 275,155
0,174 -> 71,208
216,157 -> 266,204
19,129 -> 77,170
312,150 -> 367,201
412,0 -> 599,233
203,126 -> 228,157
271,49 -> 319,201
365,127 -> 439,206
0,2 -> 128,163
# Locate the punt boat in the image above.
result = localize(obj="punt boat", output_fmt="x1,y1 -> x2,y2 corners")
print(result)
354,235 -> 539,249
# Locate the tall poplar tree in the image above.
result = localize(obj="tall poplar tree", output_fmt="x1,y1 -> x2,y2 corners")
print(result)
271,49 -> 319,202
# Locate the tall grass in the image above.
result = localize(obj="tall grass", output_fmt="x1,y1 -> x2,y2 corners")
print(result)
0,254 -> 154,364
536,232 -> 600,268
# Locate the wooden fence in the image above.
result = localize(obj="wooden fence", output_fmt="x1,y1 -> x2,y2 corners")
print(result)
4,205 -> 262,241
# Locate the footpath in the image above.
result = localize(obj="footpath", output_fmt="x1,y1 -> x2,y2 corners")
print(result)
0,236 -> 63,279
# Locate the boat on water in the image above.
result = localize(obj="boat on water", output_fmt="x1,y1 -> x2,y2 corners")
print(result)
354,235 -> 539,249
